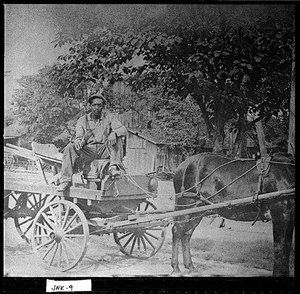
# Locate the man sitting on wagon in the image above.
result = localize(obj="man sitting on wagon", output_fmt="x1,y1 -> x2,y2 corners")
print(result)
57,94 -> 127,192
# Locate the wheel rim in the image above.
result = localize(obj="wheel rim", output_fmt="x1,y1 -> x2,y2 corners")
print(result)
32,200 -> 89,272
113,200 -> 166,259
4,190 -> 57,244
14,192 -> 58,243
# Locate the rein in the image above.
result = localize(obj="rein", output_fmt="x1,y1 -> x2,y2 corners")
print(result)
176,154 -> 294,208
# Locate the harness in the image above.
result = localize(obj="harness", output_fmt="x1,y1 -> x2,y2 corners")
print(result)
176,154 -> 294,224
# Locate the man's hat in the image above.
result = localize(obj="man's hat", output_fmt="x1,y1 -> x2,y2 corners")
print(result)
88,94 -> 107,105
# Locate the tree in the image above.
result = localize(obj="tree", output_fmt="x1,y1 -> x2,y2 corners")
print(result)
49,5 -> 294,155
121,25 -> 293,155
12,67 -> 82,148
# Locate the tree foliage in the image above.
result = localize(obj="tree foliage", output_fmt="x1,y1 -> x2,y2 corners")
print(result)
50,14 -> 293,154
11,5 -> 293,154
12,67 -> 82,148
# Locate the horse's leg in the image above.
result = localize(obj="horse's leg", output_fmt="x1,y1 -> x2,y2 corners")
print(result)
271,200 -> 295,277
181,217 -> 202,274
171,223 -> 182,275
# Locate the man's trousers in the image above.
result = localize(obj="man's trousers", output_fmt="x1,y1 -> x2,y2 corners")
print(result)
60,138 -> 123,183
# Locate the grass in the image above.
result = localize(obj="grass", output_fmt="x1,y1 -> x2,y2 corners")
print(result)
191,237 -> 294,273
193,238 -> 274,270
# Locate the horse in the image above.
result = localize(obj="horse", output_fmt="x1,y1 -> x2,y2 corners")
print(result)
171,153 -> 295,277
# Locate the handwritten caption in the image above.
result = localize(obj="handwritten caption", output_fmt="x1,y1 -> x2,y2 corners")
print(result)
46,279 -> 91,292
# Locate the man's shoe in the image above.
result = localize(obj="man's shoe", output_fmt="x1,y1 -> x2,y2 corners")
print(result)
109,165 -> 121,178
57,181 -> 72,192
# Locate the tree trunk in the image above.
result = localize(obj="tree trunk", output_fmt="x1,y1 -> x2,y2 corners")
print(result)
232,128 -> 248,158
255,120 -> 267,156
212,124 -> 225,154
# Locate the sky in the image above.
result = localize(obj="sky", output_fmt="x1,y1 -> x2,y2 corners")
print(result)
4,4 -> 166,112
4,3 -> 294,113
4,4 -> 69,111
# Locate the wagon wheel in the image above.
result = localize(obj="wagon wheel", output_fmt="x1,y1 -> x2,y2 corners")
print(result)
113,200 -> 166,259
32,200 -> 89,272
5,190 -> 58,243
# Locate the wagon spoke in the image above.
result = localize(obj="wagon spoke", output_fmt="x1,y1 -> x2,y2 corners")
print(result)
116,232 -> 132,241
123,233 -> 135,249
41,194 -> 49,206
41,212 -> 56,230
144,231 -> 159,240
33,233 -> 49,239
64,235 -> 84,248
64,212 -> 79,231
61,240 -> 70,267
56,203 -> 62,227
20,221 -> 33,237
143,234 -> 155,249
61,205 -> 70,229
27,197 -> 35,208
140,235 -> 147,251
64,222 -> 83,234
49,205 -> 58,226
38,238 -> 55,251
137,236 -> 141,250
49,243 -> 59,266
57,242 -> 62,268
18,217 -> 34,227
33,194 -> 39,206
144,202 -> 150,211
61,239 -> 78,262
130,236 -> 137,255
11,194 -> 18,203
35,221 -> 54,233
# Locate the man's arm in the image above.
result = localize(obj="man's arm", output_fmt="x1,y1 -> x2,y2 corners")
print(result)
74,116 -> 87,150
107,114 -> 127,147
110,115 -> 127,137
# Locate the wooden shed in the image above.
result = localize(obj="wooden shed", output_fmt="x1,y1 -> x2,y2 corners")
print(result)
123,128 -> 184,175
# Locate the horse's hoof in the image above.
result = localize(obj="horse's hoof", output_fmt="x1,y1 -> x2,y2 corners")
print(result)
171,270 -> 182,277
187,268 -> 198,276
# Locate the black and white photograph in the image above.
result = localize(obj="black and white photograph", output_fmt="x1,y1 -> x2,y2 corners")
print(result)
4,3 -> 295,288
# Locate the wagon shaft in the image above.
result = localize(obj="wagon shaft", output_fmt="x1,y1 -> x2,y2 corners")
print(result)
101,188 -> 295,231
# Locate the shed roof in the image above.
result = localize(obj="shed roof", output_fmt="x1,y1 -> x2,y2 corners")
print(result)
127,128 -> 167,145
127,128 -> 210,147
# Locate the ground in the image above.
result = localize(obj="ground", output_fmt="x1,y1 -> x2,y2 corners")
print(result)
4,170 -> 295,277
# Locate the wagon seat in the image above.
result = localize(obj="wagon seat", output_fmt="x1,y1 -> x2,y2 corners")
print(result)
81,159 -> 110,189
81,137 -> 126,189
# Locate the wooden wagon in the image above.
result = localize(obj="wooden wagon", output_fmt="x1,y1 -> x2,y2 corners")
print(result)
4,142 -> 295,272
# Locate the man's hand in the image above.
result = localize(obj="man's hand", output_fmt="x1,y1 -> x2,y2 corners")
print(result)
107,132 -> 117,147
74,138 -> 84,151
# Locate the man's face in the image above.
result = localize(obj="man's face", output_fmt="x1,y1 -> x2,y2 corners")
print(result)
91,98 -> 105,117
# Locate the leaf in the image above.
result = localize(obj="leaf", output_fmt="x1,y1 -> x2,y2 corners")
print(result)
254,56 -> 261,63
214,51 -> 221,58
279,59 -> 286,65
148,41 -> 155,49
175,36 -> 182,43
246,64 -> 253,70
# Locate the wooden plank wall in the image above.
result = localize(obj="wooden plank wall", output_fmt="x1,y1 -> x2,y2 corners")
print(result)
123,131 -> 158,174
